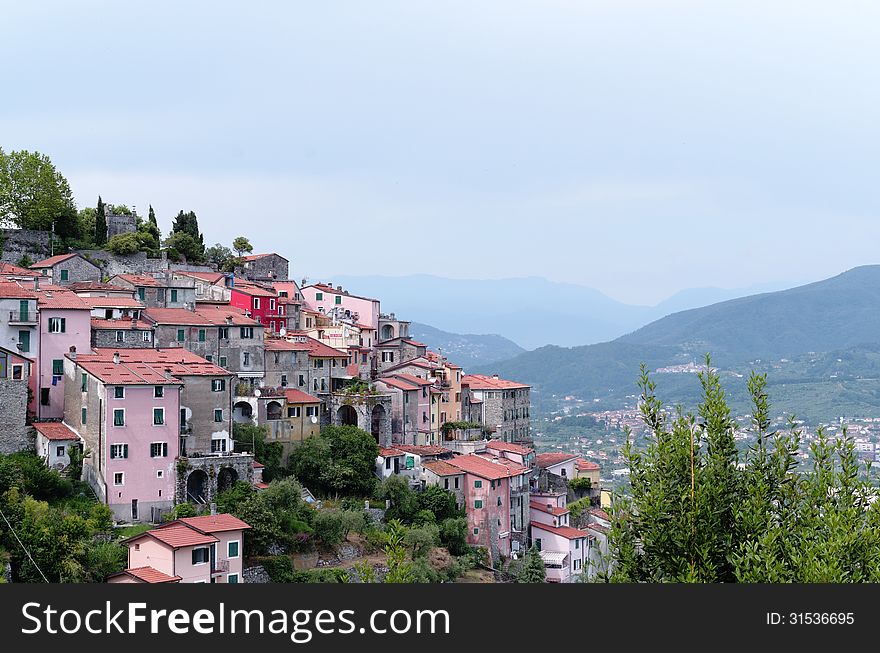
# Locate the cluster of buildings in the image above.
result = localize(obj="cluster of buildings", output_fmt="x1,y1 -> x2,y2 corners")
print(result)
0,249 -> 606,582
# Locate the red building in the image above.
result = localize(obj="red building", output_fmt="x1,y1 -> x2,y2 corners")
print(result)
228,279 -> 284,334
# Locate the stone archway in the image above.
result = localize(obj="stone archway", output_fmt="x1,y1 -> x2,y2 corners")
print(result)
337,404 -> 358,427
266,400 -> 283,420
218,467 -> 239,493
233,401 -> 253,423
186,470 -> 209,504
381,324 -> 395,341
371,404 -> 386,443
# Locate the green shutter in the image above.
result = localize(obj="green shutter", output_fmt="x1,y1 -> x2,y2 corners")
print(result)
177,329 -> 185,342
171,289 -> 178,302
199,329 -> 206,342
81,407 -> 87,424
18,330 -> 29,352
60,269 -> 69,281
52,359 -> 63,375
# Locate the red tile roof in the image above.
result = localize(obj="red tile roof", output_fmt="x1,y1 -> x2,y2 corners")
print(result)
229,280 -> 277,297
0,262 -> 39,277
377,377 -> 420,392
87,348 -> 231,377
446,454 -> 528,480
379,447 -> 406,457
69,281 -> 129,292
242,253 -> 286,262
303,283 -> 378,302
576,458 -> 601,471
284,388 -> 321,404
530,501 -> 569,517
280,334 -> 346,358
175,271 -> 227,285
461,374 -> 530,390
589,508 -> 611,521
0,282 -> 36,299
31,253 -> 79,268
129,522 -> 218,548
82,295 -> 144,309
74,359 -> 185,386
486,440 -> 534,456
113,566 -> 182,583
36,286 -> 91,309
395,444 -> 451,457
111,273 -> 164,287
587,523 -> 610,535
33,422 -> 79,441
142,308 -> 211,325
423,460 -> 463,476
392,373 -> 435,387
530,521 -> 591,540
193,304 -> 262,327
176,514 -> 251,534
91,318 -> 154,330
536,452 -> 579,469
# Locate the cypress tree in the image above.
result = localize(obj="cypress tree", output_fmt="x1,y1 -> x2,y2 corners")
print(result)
94,196 -> 107,246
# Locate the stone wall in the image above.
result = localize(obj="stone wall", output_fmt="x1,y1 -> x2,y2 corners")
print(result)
242,565 -> 270,584
177,453 -> 254,505
0,380 -> 31,454
0,229 -> 51,264
74,250 -> 216,279
106,213 -> 137,239
92,327 -> 155,349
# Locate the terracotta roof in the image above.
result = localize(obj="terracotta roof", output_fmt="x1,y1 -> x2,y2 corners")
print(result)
423,460 -> 463,476
86,348 -> 231,377
0,282 -> 36,299
279,334 -> 347,358
377,377 -> 420,392
255,482 -> 270,490
395,444 -> 450,457
461,374 -> 530,390
486,440 -> 534,456
403,339 -> 426,347
530,521 -> 591,540
379,447 -> 406,457
587,523 -> 610,535
242,253 -> 286,262
392,373 -> 435,387
193,304 -> 262,327
175,271 -> 227,285
530,501 -> 569,517
82,295 -> 144,309
0,262 -> 39,277
176,514 -> 251,534
143,308 -> 211,325
445,454 -> 528,480
229,280 -> 277,297
31,253 -> 79,268
68,281 -> 126,292
302,283 -> 378,302
111,567 -> 181,583
264,338 -> 299,351
91,318 -> 154,330
111,274 -> 164,287
33,422 -> 79,441
128,522 -> 218,548
590,508 -> 611,521
74,359 -> 185,386
284,388 -> 321,404
536,452 -> 579,469
36,286 -> 91,309
576,458 -> 601,471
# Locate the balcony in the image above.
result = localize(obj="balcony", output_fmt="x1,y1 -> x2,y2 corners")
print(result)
211,559 -> 230,574
8,310 -> 38,325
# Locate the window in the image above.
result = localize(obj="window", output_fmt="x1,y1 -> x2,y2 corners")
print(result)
138,288 -> 145,301
314,359 -> 324,369
214,409 -> 223,422
150,442 -> 168,457
381,351 -> 394,363
473,528 -> 479,535
240,327 -> 253,339
56,446 -> 65,457
253,297 -> 260,309
114,386 -> 124,399
315,292 -> 323,301
18,330 -> 30,352
177,328 -> 185,342
212,379 -> 226,392
153,408 -> 165,425
157,288 -> 165,302
474,500 -> 483,509
211,438 -> 227,453
269,299 -> 276,311
81,373 -> 88,392
157,470 -> 164,478
306,406 -> 317,417
385,458 -> 391,470
335,295 -> 342,305
227,574 -> 239,584
81,407 -> 87,424
52,359 -> 63,375
113,409 -> 125,426
474,480 -> 482,488
142,331 -> 151,342
192,547 -> 209,565
219,356 -> 227,368
288,406 -> 301,418
115,330 -> 125,342
243,352 -> 250,366
228,540 -> 240,558
198,329 -> 206,342
48,317 -> 66,333
497,496 -> 502,506
110,444 -> 128,459
154,385 -> 164,398
575,539 -> 580,549
281,374 -> 287,387
59,269 -> 69,282
299,374 -> 305,387
170,289 -> 178,302
444,478 -> 449,489
113,472 -> 124,486
454,477 -> 460,489
219,327 -> 229,339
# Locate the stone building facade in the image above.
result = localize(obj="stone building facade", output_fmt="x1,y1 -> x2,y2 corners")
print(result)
31,253 -> 101,286
0,352 -> 31,454
322,392 -> 392,446
240,253 -> 288,282
0,229 -> 51,265
105,212 -> 138,240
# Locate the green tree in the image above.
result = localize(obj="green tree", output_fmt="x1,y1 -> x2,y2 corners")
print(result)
135,206 -> 161,256
517,546 -> 546,583
94,196 -> 107,246
404,523 -> 439,559
168,210 -> 205,262
206,243 -> 234,271
376,474 -> 418,522
417,485 -> 462,522
16,254 -> 33,268
233,423 -> 283,481
313,510 -> 346,546
105,232 -> 141,255
232,236 -> 253,258
439,517 -> 469,556
107,204 -> 132,215
0,149 -> 78,241
287,426 -> 379,497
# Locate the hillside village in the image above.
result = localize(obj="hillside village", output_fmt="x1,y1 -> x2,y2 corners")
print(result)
0,220 -> 609,584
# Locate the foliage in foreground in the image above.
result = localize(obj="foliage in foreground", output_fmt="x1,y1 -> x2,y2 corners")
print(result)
607,357 -> 880,583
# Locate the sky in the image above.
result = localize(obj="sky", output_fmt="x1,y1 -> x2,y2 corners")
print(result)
3,1 -> 880,305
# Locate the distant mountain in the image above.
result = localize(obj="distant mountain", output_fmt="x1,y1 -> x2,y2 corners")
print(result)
324,274 -> 800,350
409,323 -> 525,367
480,265 -> 880,418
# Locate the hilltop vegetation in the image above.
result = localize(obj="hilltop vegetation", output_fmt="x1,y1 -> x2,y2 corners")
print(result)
409,322 -> 525,366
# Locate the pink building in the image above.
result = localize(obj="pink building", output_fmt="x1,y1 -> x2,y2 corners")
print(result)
530,501 -> 591,583
485,440 -> 536,468
110,514 -> 250,584
535,452 -> 578,481
300,283 -> 380,335
65,352 -> 182,522
35,285 -> 91,420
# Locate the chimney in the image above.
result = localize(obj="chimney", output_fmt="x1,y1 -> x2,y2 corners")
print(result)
225,316 -> 233,325
33,277 -> 39,291
301,278 -> 306,287
547,503 -> 553,511
493,374 -> 500,380
113,351 -> 120,365
69,346 -> 77,360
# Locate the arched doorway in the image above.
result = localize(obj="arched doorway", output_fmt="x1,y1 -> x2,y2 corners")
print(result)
381,324 -> 395,341
233,401 -> 253,423
337,404 -> 358,427
266,400 -> 282,420
371,404 -> 386,443
186,470 -> 208,504
218,467 -> 238,493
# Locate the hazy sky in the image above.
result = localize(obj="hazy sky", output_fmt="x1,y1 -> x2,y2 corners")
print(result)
3,1 -> 879,304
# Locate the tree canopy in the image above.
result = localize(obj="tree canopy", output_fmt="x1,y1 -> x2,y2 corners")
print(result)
287,426 -> 379,497
0,149 -> 78,240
